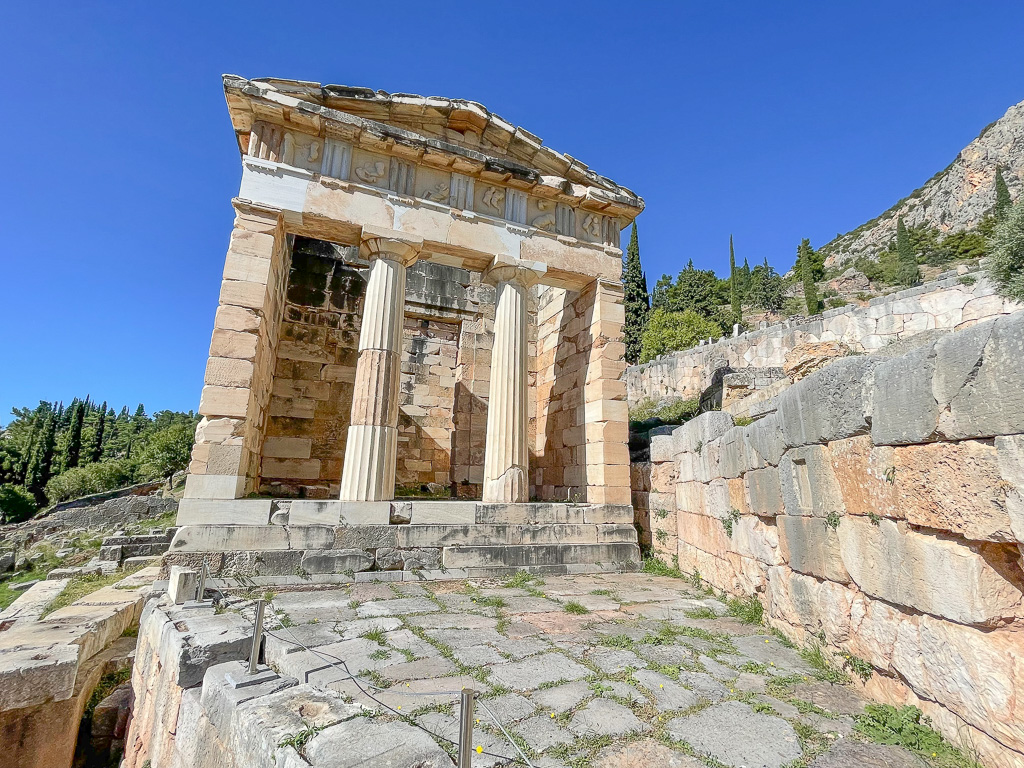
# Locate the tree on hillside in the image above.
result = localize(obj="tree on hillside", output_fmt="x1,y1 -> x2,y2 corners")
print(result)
88,401 -> 108,463
138,420 -> 195,486
621,223 -> 650,365
799,239 -> 821,315
895,217 -> 921,286
747,259 -> 784,311
729,235 -> 741,318
652,261 -> 723,318
988,198 -> 1024,303
995,167 -> 1012,220
0,483 -> 36,524
63,400 -> 85,471
24,411 -> 57,503
640,309 -> 723,363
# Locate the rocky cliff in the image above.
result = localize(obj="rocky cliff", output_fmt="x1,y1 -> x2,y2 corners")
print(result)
822,99 -> 1024,267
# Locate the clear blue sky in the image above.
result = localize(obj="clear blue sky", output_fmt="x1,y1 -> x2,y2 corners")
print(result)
1,1 -> 1021,421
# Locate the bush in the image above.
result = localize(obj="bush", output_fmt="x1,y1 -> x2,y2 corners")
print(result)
0,484 -> 37,524
137,420 -> 194,483
988,199 -> 1024,303
629,397 -> 700,424
640,308 -> 722,363
45,459 -> 136,505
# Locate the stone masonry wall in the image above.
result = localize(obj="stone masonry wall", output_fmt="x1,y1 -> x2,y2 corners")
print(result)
535,280 -> 630,506
644,311 -> 1024,768
626,270 -> 1022,403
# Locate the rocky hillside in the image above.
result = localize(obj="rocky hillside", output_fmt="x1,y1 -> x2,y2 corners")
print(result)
822,99 -> 1024,267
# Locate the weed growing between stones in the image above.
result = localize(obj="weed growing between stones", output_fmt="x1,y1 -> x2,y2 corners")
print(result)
765,674 -> 808,699
278,720 -> 326,755
791,698 -> 837,719
825,511 -> 841,530
655,528 -> 669,544
83,667 -> 132,720
41,563 -> 146,617
855,705 -> 984,768
725,594 -> 764,625
640,557 -> 686,578
589,588 -> 617,598
361,627 -> 387,645
563,600 -> 589,615
800,644 -> 849,685
684,606 -> 718,620
842,652 -> 874,681
721,509 -> 741,537
654,508 -> 670,520
369,649 -> 390,661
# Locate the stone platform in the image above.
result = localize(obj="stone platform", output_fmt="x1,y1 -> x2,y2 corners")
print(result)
167,501 -> 641,585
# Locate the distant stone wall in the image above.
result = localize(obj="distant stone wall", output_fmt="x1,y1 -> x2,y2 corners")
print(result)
625,270 -> 1021,404
642,312 -> 1024,768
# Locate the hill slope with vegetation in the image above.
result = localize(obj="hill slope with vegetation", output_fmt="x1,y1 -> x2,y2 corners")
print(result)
0,398 -> 197,523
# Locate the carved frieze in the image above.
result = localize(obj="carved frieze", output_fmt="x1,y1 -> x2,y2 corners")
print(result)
504,190 -> 528,225
388,159 -> 416,196
555,203 -> 576,237
322,139 -> 352,180
448,173 -> 475,210
531,200 -> 556,232
481,186 -> 505,213
354,160 -> 387,185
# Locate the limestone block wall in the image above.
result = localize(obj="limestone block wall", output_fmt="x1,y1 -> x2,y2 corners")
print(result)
187,204 -> 291,499
626,270 -> 1022,403
535,280 -> 630,505
645,311 -> 1024,767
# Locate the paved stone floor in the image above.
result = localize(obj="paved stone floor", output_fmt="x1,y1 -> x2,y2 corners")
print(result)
227,572 -> 930,768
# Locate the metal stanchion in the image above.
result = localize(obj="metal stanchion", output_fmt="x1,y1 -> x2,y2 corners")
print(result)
247,599 -> 266,674
457,687 -> 476,768
195,561 -> 208,602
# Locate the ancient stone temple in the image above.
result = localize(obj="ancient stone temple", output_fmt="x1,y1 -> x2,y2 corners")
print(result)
170,75 -> 644,580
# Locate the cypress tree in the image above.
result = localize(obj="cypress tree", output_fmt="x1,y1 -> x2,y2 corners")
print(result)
729,235 -> 741,318
995,167 -> 1012,220
89,401 -> 108,463
799,239 -> 821,314
895,217 -> 921,286
25,411 -> 57,503
621,223 -> 651,365
64,401 -> 85,470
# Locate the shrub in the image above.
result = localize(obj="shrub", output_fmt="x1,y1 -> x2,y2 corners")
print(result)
639,309 -> 723,363
45,458 -> 136,505
0,484 -> 37,524
988,199 -> 1024,303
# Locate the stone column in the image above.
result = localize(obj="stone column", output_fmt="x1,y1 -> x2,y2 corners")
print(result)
482,263 -> 543,503
339,228 -> 422,501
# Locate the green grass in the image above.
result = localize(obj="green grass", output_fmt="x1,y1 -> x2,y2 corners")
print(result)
684,607 -> 718,620
563,600 -> 589,615
135,509 -> 179,532
856,705 -> 983,768
41,565 -> 145,618
641,557 -> 685,579
278,720 -> 327,754
361,627 -> 387,644
725,595 -> 764,625
800,644 -> 849,685
83,667 -> 132,720
503,571 -> 539,589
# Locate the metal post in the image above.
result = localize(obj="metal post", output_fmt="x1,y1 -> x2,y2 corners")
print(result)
248,599 -> 266,674
195,561 -> 208,602
457,687 -> 476,768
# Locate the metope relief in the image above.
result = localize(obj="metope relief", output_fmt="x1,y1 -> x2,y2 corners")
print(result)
581,213 -> 603,241
531,200 -> 556,232
421,182 -> 450,202
481,186 -> 505,213
354,160 -> 387,186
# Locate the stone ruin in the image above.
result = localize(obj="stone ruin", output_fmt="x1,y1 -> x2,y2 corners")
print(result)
169,75 -> 645,581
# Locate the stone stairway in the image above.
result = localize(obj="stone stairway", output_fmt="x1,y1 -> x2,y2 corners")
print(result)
166,501 -> 641,586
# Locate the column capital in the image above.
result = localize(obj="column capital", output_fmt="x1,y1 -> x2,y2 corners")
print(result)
483,259 -> 547,289
360,225 -> 422,267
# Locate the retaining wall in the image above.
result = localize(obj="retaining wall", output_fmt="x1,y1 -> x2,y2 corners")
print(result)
625,270 -> 1021,403
637,311 -> 1024,767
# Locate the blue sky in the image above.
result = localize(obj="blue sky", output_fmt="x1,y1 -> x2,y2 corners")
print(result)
1,1 -> 1022,420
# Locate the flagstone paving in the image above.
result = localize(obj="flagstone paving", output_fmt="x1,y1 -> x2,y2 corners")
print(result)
239,571 -> 933,767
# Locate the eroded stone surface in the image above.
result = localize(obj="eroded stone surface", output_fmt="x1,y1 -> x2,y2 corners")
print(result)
667,701 -> 803,768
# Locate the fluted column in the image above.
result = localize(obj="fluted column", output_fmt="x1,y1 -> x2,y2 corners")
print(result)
482,263 -> 543,503
339,228 -> 421,501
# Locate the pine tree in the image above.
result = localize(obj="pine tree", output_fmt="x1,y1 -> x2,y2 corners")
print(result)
895,217 -> 921,286
995,167 -> 1012,220
64,401 -> 85,470
729,235 -> 741,318
621,223 -> 650,365
799,239 -> 821,314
